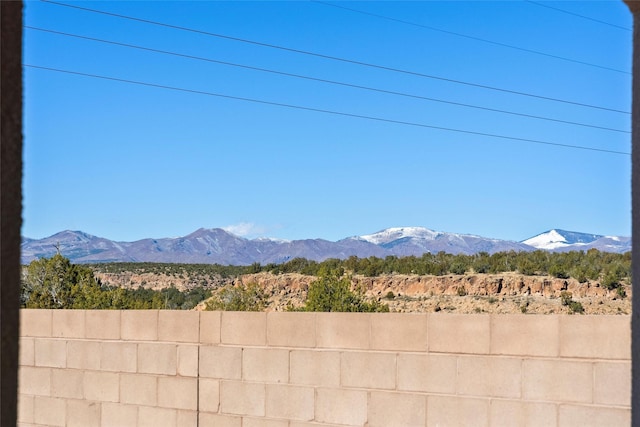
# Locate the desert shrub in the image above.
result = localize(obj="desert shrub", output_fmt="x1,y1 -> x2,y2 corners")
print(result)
548,264 -> 569,279
204,282 -> 267,311
517,259 -> 536,276
560,291 -> 584,314
560,291 -> 573,306
568,301 -> 584,314
449,262 -> 467,275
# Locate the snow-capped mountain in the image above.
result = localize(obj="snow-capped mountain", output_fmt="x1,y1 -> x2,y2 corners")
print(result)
521,229 -> 626,252
20,226 -> 630,265
359,227 -> 442,245
355,227 -> 532,256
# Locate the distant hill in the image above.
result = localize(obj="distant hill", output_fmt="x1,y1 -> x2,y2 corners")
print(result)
522,229 -> 631,253
21,226 -> 630,265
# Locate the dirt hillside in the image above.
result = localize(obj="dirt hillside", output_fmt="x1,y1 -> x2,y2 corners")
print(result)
232,272 -> 631,314
95,270 -> 630,314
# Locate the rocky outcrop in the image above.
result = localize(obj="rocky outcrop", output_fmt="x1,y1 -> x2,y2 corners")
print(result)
94,271 -> 229,291
237,272 -> 627,300
233,272 -> 631,315
94,270 -> 631,315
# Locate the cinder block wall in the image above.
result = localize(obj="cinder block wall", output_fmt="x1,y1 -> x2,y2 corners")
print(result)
18,310 -> 630,426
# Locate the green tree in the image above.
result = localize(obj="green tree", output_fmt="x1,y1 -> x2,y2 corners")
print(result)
21,254 -> 104,309
302,268 -> 388,312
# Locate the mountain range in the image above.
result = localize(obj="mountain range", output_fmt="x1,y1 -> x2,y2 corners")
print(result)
21,227 -> 630,266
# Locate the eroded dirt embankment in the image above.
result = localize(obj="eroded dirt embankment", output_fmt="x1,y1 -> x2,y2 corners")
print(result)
234,272 -> 631,314
95,270 -> 631,314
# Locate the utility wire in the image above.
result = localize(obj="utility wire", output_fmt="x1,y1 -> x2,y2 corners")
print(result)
24,64 -> 630,156
26,26 -> 629,135
525,0 -> 631,32
40,0 -> 630,115
313,0 -> 629,75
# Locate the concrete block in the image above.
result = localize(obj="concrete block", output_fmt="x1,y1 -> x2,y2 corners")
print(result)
457,355 -> 522,398
370,313 -> 428,351
199,346 -> 242,379
52,309 -> 85,338
20,309 -> 52,337
159,310 -> 200,342
120,373 -> 157,406
158,376 -> 198,410
368,391 -> 426,427
121,310 -> 158,341
176,410 -> 197,427
427,395 -> 489,427
267,312 -> 316,348
138,342 -> 177,375
34,396 -> 66,427
243,348 -> 289,383
198,378 -> 219,413
83,371 -> 119,402
138,406 -> 177,427
560,315 -> 630,359
316,312 -> 370,350
18,394 -> 34,424
315,388 -> 367,426
51,367 -> 83,399
429,314 -> 490,354
66,400 -> 101,427
198,413 -> 241,427
290,423 -> 343,427
219,380 -> 265,417
491,314 -> 559,357
34,338 -> 66,368
265,384 -> 314,421
594,361 -> 631,406
177,345 -> 199,377
290,350 -> 340,387
19,337 -> 34,366
397,353 -> 457,394
67,340 -> 101,370
243,418 -> 289,427
85,310 -> 120,340
522,359 -> 593,403
100,341 -> 137,372
559,404 -> 630,427
101,403 -> 138,427
221,311 -> 266,346
489,400 -> 557,427
341,351 -> 396,390
199,311 -> 221,344
19,366 -> 50,396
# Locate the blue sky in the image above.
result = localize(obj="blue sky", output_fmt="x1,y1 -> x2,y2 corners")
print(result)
23,1 -> 632,243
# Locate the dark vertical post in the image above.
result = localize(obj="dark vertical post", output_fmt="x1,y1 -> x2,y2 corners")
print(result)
0,2 -> 23,426
625,2 -> 640,426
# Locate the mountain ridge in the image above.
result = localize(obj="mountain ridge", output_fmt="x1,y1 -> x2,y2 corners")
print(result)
21,226 -> 630,265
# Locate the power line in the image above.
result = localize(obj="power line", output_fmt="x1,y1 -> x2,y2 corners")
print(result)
525,0 -> 631,32
26,26 -> 629,135
40,0 -> 630,115
313,0 -> 629,75
24,64 -> 630,156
